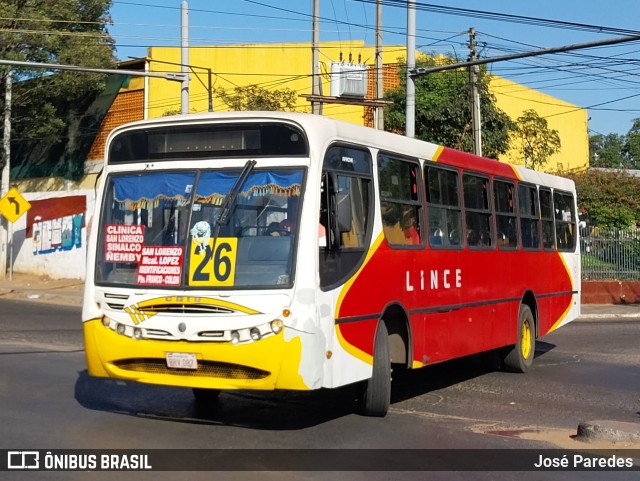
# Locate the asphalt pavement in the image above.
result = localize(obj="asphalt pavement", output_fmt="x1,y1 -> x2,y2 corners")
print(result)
1,271 -> 638,444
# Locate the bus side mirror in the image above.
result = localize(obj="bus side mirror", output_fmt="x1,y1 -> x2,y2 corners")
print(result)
336,191 -> 352,233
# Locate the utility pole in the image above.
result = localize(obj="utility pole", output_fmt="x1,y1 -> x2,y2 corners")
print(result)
374,0 -> 384,130
0,71 -> 10,279
311,0 -> 321,115
181,0 -> 189,114
468,28 -> 482,156
406,0 -> 415,138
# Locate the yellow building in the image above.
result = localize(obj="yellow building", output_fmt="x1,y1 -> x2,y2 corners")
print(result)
144,40 -> 403,125
490,76 -> 588,172
87,41 -> 589,174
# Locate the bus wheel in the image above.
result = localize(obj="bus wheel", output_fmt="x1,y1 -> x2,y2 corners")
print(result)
192,388 -> 221,405
360,322 -> 391,417
502,304 -> 535,373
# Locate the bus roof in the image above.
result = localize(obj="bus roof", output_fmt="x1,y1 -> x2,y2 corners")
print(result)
107,111 -> 575,192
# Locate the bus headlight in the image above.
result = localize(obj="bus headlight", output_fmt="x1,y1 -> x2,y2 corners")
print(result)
270,319 -> 284,334
250,328 -> 261,341
230,331 -> 240,345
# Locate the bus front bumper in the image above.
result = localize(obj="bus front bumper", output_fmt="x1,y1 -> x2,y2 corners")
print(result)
83,319 -> 308,391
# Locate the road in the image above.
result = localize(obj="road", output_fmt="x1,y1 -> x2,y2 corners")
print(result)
0,298 -> 639,480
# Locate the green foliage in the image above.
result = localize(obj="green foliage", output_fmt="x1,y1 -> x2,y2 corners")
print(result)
625,118 -> 640,169
513,109 -> 561,171
569,169 -> 640,228
383,55 -> 514,159
0,0 -> 116,179
589,132 -> 630,168
214,85 -> 298,112
589,118 -> 640,169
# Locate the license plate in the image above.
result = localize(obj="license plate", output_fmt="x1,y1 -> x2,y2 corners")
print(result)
166,352 -> 198,370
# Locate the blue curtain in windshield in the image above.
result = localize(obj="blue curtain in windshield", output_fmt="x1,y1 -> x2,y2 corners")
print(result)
112,171 -> 302,207
113,172 -> 196,206
196,171 -> 302,204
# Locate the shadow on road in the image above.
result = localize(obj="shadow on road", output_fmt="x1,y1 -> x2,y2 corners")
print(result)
74,341 -> 558,429
392,340 -> 557,404
74,370 -> 359,429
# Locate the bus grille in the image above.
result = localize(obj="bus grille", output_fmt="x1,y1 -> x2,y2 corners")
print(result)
113,358 -> 269,380
137,303 -> 235,314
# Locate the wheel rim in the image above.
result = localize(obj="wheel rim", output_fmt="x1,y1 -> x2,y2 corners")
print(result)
521,319 -> 532,359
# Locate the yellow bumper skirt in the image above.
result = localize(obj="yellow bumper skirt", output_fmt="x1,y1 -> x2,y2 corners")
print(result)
83,319 -> 308,391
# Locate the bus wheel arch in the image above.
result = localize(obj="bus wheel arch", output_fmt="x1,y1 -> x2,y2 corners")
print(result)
381,303 -> 412,369
521,290 -> 539,338
502,294 -> 537,373
359,304 -> 411,417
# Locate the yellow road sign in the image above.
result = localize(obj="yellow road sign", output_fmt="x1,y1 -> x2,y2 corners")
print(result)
0,187 -> 31,223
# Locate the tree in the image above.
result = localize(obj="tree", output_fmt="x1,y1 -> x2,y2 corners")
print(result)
589,132 -> 628,168
214,85 -> 298,112
569,169 -> 640,228
0,0 -> 116,179
384,55 -> 514,159
513,110 -> 561,171
625,118 -> 640,169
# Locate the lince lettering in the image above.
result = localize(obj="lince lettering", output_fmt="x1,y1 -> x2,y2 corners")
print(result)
405,269 -> 462,292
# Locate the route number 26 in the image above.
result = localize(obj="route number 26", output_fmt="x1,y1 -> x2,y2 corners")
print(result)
188,238 -> 238,286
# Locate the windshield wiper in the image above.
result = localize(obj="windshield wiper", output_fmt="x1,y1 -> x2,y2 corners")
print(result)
211,159 -> 256,248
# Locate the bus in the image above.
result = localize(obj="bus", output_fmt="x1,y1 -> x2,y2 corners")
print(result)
82,111 -> 580,417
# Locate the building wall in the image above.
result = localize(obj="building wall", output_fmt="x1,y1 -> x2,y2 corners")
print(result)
10,190 -> 96,280
490,76 -> 589,172
87,88 -> 145,162
146,41 -> 405,126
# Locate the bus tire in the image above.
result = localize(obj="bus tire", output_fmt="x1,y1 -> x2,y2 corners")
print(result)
502,304 -> 535,373
192,388 -> 221,405
360,322 -> 391,417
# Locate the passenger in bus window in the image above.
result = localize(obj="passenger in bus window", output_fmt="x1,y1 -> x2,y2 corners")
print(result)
267,221 -> 282,236
268,218 -> 296,236
279,218 -> 296,235
381,203 -> 404,244
401,207 -> 420,245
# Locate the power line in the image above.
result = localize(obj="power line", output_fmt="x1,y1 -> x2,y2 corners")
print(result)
112,0 -> 457,46
354,0 -> 640,36
411,34 -> 640,77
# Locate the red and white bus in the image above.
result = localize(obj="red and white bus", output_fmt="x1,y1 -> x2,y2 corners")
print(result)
82,111 -> 580,417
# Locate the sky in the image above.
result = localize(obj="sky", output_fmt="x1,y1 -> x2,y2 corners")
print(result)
108,0 -> 640,136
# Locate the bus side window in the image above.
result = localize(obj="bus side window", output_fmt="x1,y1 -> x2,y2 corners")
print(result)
463,173 -> 493,249
494,180 -> 517,249
539,188 -> 556,250
518,184 -> 540,250
425,165 -> 461,249
378,154 -> 423,247
553,191 -> 576,252
319,144 -> 373,290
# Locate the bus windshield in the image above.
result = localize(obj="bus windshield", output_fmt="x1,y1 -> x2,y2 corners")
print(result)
96,167 -> 303,289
